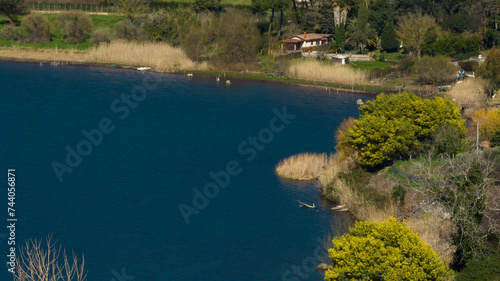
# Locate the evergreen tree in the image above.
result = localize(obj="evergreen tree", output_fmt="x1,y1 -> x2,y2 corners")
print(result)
335,25 -> 346,52
356,0 -> 368,52
380,22 -> 399,52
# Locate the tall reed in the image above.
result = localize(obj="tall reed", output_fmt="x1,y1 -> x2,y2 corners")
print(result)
446,78 -> 487,110
275,153 -> 328,180
88,40 -> 208,71
287,59 -> 367,85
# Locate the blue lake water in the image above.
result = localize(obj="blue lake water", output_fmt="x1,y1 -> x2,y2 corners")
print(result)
0,62 -> 368,281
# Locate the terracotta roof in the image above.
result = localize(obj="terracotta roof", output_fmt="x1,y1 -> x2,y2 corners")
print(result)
282,39 -> 303,43
293,33 -> 332,41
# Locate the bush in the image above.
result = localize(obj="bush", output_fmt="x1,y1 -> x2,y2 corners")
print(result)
429,123 -> 467,156
413,55 -> 458,85
1,23 -> 21,40
348,92 -> 465,167
491,129 -> 500,147
478,47 -> 500,95
56,11 -> 93,44
20,13 -> 51,43
469,108 -> 500,141
141,9 -> 193,45
391,183 -> 406,205
90,27 -> 114,45
115,19 -> 143,41
457,256 -> 500,281
325,218 -> 454,280
425,32 -> 480,60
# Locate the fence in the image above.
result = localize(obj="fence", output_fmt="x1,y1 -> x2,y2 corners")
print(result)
30,3 -> 162,14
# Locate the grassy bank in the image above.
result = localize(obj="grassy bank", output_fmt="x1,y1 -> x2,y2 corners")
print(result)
0,14 -> 125,49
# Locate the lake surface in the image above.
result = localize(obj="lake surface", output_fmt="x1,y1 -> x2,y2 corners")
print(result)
0,62 -> 368,281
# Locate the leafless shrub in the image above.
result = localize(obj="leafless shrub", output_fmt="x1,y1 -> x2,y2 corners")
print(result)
1,24 -> 21,41
20,14 -> 51,43
409,152 -> 498,264
13,235 -> 87,281
413,55 -> 458,85
115,19 -> 145,42
90,27 -> 114,46
56,11 -> 93,44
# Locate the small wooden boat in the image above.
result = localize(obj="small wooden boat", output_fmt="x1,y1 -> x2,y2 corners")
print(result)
332,205 -> 349,212
298,200 -> 315,208
137,67 -> 151,71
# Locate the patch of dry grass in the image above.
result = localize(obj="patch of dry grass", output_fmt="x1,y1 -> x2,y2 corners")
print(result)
88,40 -> 208,71
275,153 -> 328,180
287,59 -> 367,85
446,78 -> 487,110
0,46 -> 88,62
406,212 -> 456,264
0,40 -> 208,71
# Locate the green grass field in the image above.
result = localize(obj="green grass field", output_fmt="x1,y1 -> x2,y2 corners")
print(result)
0,14 -> 125,49
152,0 -> 251,5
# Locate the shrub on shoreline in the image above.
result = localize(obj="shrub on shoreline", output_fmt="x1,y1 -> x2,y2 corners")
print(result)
325,218 -> 454,280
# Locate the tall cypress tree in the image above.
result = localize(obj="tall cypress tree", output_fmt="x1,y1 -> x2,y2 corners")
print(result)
356,1 -> 369,52
381,22 -> 399,52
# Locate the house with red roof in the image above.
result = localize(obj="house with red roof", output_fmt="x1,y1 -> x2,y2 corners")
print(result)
281,33 -> 333,51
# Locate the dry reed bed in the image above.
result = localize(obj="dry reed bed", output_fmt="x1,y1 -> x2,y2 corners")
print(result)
275,153 -> 328,180
446,78 -> 487,110
0,46 -> 88,62
0,41 -> 208,71
287,60 -> 367,85
88,41 -> 208,71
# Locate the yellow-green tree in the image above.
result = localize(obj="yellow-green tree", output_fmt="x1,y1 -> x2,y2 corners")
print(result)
325,218 -> 454,281
348,91 -> 465,167
395,12 -> 437,58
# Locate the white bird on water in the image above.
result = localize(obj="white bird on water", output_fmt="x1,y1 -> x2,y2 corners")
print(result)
187,73 -> 193,77
216,76 -> 220,82
226,80 -> 231,85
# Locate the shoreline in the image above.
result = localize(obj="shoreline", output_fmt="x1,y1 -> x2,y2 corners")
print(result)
0,53 -> 388,96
